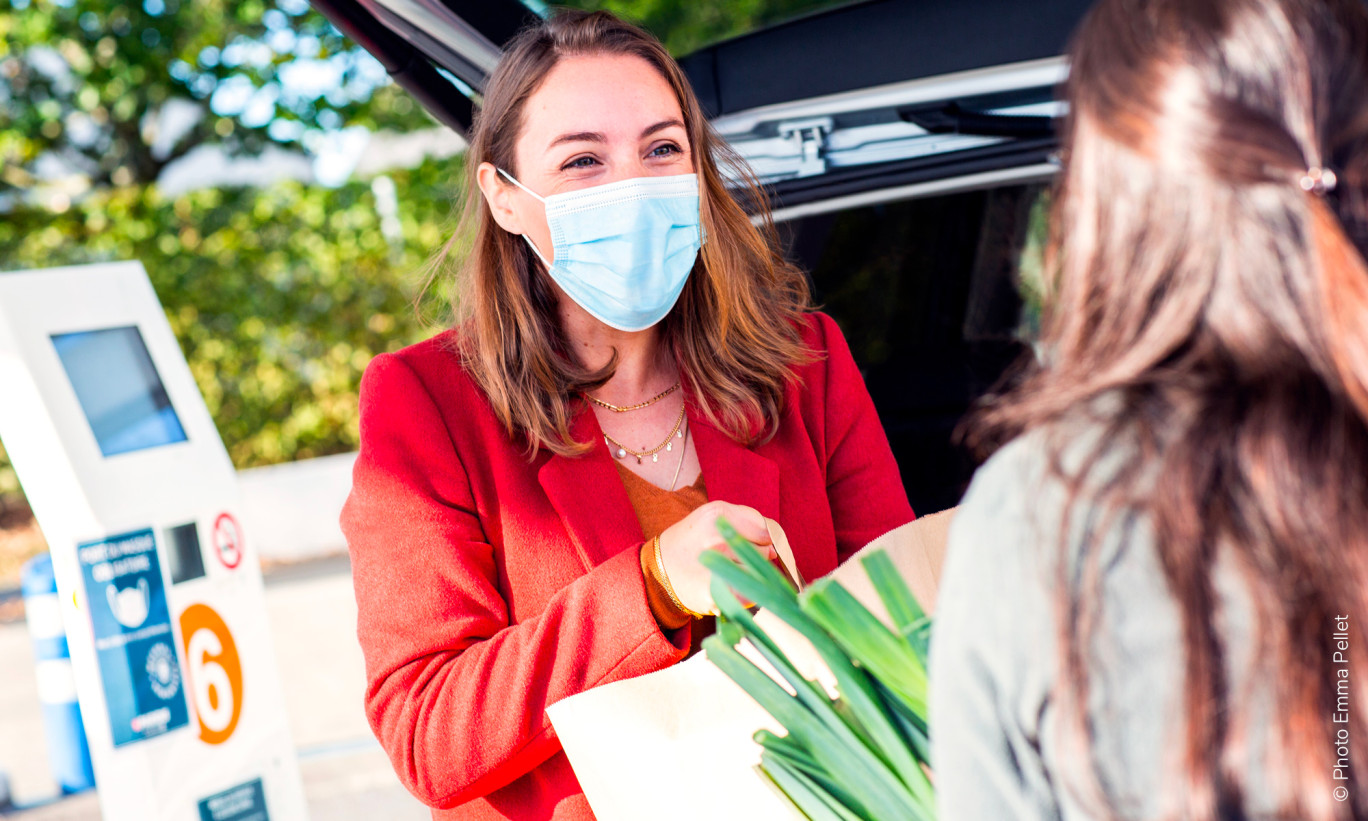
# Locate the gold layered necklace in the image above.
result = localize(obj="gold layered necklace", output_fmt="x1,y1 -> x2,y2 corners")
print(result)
602,402 -> 686,464
585,381 -> 680,413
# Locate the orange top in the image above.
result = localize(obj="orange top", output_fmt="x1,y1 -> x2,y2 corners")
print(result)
614,461 -> 708,631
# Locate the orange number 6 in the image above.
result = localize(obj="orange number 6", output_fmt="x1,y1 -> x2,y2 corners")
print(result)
178,603 -> 243,745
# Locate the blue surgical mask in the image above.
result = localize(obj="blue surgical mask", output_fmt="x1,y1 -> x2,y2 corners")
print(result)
498,169 -> 702,332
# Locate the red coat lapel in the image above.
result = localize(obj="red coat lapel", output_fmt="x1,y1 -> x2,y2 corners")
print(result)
687,404 -> 781,522
536,408 -> 644,570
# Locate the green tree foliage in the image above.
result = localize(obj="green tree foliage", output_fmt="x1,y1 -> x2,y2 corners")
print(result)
0,157 -> 460,473
0,0 -> 433,194
559,0 -> 853,55
0,0 -> 452,521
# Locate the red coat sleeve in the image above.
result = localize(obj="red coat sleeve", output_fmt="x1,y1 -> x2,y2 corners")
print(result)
341,353 -> 689,809
809,312 -> 916,561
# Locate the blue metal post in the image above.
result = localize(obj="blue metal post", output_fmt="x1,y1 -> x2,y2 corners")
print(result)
20,553 -> 96,794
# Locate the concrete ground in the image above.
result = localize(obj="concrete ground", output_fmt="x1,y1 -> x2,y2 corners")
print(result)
0,555 -> 429,820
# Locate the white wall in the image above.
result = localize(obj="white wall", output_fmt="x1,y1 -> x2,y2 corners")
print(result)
237,452 -> 356,564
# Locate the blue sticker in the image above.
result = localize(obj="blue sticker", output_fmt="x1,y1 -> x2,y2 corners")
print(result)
198,778 -> 269,821
77,528 -> 189,746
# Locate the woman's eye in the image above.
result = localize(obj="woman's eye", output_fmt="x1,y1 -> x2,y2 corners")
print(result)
562,155 -> 598,170
649,143 -> 682,158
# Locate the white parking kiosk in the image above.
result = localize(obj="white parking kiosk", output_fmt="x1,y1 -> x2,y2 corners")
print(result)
0,262 -> 309,821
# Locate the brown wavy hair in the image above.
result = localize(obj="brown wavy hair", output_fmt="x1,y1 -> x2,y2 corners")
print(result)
972,0 -> 1368,817
431,9 -> 813,456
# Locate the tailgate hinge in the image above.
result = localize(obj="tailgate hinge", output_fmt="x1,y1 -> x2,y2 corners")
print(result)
777,117 -> 833,178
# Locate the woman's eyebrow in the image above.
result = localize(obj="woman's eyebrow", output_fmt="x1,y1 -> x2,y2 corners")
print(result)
547,119 -> 684,150
641,119 -> 685,138
549,131 -> 605,148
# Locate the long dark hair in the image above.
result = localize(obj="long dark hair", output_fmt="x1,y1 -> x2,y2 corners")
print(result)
972,0 -> 1368,817
428,9 -> 812,457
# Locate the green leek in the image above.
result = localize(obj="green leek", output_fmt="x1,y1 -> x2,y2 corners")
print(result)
701,519 -> 936,821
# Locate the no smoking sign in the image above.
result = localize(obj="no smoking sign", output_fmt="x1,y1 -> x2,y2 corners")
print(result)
212,513 -> 244,570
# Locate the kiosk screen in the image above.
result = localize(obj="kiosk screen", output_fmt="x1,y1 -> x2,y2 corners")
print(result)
52,326 -> 188,456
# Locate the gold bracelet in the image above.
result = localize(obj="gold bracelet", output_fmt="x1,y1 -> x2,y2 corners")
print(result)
653,535 -> 706,619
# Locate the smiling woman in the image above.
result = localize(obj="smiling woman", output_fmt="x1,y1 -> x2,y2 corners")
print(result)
340,9 -> 915,820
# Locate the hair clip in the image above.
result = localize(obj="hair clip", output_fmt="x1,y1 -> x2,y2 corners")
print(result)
1300,167 -> 1338,195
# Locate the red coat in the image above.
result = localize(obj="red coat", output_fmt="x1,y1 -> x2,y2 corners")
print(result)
342,311 -> 914,820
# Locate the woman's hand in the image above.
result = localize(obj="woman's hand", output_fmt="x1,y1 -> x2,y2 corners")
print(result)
657,501 -> 775,615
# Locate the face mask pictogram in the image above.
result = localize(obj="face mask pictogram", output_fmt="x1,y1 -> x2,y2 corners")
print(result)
107,576 -> 151,630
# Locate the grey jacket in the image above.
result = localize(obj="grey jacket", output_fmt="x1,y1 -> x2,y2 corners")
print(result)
929,430 -> 1269,820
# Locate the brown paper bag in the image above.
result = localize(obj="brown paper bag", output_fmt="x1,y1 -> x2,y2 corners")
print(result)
830,506 -> 954,614
546,508 -> 957,821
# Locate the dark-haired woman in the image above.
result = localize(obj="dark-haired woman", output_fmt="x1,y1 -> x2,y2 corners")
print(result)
931,0 -> 1368,818
341,9 -> 913,820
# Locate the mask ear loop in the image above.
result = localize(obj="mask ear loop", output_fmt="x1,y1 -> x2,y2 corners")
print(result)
496,168 -> 554,269
496,167 -> 546,202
